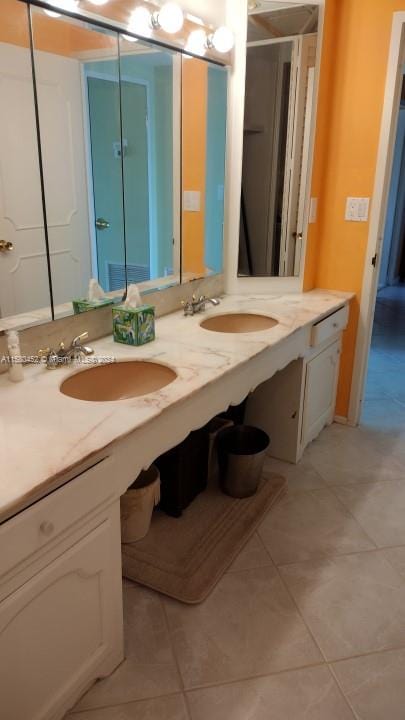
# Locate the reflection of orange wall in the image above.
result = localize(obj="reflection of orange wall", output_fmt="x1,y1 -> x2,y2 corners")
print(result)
0,0 -> 30,48
0,0 -> 113,56
304,0 -> 404,418
182,58 -> 207,276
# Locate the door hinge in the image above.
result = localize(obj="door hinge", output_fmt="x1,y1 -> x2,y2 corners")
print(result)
371,253 -> 378,267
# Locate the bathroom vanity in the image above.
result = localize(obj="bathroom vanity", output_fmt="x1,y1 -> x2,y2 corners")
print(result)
0,291 -> 350,720
0,1 -> 341,717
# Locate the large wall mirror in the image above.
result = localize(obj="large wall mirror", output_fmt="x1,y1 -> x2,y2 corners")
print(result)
182,56 -> 227,281
0,0 -> 228,333
238,2 -> 318,278
30,7 -> 127,317
119,37 -> 180,287
0,0 -> 53,329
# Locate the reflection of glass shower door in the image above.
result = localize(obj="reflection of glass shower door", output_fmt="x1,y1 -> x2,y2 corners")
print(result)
87,76 -> 125,292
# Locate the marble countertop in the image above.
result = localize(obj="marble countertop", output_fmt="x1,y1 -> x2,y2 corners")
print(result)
0,290 -> 352,523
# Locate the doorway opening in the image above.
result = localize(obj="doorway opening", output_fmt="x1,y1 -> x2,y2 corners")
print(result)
361,71 -> 405,426
349,13 -> 405,425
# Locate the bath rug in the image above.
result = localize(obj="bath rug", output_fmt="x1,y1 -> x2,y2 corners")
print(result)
122,472 -> 286,604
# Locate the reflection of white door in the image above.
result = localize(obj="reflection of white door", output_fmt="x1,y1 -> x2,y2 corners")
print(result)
33,49 -> 92,307
281,34 -> 317,276
0,42 -> 51,319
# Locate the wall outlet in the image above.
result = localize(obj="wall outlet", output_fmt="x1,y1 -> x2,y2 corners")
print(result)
183,190 -> 201,212
345,197 -> 370,222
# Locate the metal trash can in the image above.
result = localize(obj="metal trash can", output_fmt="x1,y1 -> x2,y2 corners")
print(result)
120,464 -> 160,543
206,416 -> 234,485
217,425 -> 270,498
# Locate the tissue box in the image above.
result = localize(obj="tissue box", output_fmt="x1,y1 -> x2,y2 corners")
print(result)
72,298 -> 113,315
112,304 -> 155,346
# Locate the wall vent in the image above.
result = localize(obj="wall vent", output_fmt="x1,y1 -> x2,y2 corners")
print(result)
108,263 -> 150,291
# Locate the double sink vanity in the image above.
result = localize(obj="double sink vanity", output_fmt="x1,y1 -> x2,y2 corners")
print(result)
0,2 -> 349,718
0,290 -> 350,720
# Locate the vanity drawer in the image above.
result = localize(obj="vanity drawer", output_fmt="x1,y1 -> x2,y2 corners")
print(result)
311,305 -> 348,347
0,456 -> 116,579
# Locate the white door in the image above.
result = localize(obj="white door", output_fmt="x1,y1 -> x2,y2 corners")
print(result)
280,34 -> 317,276
0,42 -> 51,319
33,47 -> 92,307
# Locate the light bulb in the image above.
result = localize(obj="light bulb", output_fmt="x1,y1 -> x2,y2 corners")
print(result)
87,0 -> 109,5
185,29 -> 207,56
156,2 -> 184,34
128,6 -> 152,37
122,34 -> 138,43
44,0 -> 78,16
212,26 -> 234,53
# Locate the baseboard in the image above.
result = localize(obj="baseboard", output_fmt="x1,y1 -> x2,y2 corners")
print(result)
334,415 -> 348,425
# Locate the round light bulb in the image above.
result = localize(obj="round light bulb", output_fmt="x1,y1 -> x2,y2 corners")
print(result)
87,0 -> 109,5
44,0 -> 78,15
122,34 -> 138,43
128,6 -> 152,37
185,29 -> 207,56
212,26 -> 234,53
158,2 -> 184,34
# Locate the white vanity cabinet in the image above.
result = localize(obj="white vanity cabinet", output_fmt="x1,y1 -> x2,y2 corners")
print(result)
246,304 -> 348,463
301,338 -> 340,447
0,456 -> 124,720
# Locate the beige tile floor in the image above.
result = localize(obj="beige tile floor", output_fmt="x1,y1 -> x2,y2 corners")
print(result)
67,287 -> 405,720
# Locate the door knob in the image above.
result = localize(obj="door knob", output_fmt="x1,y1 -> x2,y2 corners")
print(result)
0,240 -> 13,253
95,218 -> 110,231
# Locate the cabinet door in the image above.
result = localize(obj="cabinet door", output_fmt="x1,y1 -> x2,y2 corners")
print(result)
0,513 -> 123,720
302,340 -> 340,448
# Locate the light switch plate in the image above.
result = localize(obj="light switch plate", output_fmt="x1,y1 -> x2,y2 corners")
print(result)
183,190 -> 201,212
309,197 -> 318,224
345,197 -> 370,222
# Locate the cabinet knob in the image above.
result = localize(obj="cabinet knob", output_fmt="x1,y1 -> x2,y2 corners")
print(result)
39,520 -> 55,536
0,240 -> 13,253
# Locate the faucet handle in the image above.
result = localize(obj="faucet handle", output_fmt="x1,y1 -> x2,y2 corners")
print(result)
72,332 -> 89,347
38,347 -> 51,358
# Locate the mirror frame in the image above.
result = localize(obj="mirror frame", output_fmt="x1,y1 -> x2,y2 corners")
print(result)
224,0 -> 326,295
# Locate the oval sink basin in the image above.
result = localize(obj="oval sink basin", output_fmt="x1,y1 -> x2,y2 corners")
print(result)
200,313 -> 278,334
60,361 -> 177,402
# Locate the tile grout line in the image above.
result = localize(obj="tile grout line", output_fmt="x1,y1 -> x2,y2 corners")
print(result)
273,542 -> 405,568
327,663 -> 362,720
67,689 -> 187,716
323,482 -> 383,549
158,593 -> 194,720
255,530 -> 358,719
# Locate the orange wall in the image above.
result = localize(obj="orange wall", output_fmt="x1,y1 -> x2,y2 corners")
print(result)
182,58 -> 208,276
0,0 -> 114,56
304,0 -> 405,417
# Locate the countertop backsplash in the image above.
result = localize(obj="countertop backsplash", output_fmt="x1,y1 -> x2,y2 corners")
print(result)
0,274 -> 224,375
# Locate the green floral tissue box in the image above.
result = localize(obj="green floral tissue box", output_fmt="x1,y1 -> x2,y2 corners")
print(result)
112,304 -> 155,346
72,298 -> 113,314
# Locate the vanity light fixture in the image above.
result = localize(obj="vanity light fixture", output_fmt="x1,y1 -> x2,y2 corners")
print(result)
185,28 -> 207,56
127,2 -> 183,38
152,2 -> 184,34
122,34 -> 139,43
127,6 -> 152,37
43,0 -> 78,16
207,26 -> 235,53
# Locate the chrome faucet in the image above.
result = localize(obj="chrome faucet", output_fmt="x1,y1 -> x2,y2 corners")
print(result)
39,332 -> 94,369
181,294 -> 220,316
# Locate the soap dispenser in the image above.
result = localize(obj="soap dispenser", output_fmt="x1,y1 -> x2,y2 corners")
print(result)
6,330 -> 24,383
